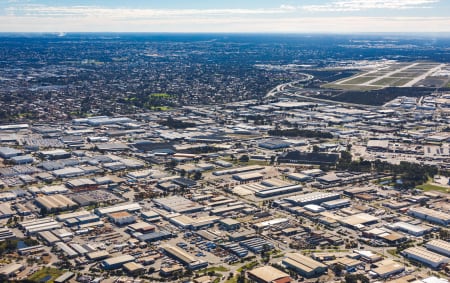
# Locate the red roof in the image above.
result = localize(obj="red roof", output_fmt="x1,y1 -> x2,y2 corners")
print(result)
273,276 -> 291,283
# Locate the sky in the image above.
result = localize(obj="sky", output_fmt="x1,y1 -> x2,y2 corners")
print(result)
1,0 -> 449,33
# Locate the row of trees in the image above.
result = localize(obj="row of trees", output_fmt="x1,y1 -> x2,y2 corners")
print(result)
160,116 -> 196,129
336,151 -> 439,188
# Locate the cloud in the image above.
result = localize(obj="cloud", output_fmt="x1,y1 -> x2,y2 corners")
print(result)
1,14 -> 449,33
302,0 -> 439,12
5,5 -> 296,18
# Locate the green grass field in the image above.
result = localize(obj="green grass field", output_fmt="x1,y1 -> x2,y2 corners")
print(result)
322,83 -> 381,91
371,77 -> 401,86
340,76 -> 377,85
28,267 -> 65,283
200,266 -> 229,273
149,93 -> 172,98
149,106 -> 172,111
416,183 -> 450,193
237,261 -> 259,272
391,78 -> 413,86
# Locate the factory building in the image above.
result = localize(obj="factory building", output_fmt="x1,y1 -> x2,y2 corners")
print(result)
19,218 -> 62,235
95,203 -> 141,216
247,266 -> 291,283
255,184 -> 303,198
408,207 -> 450,226
0,147 -> 22,159
108,211 -> 136,226
371,259 -> 405,279
213,165 -> 264,176
321,198 -> 351,210
0,263 -> 24,278
425,239 -> 450,257
282,252 -> 327,278
102,255 -> 136,270
56,242 -> 78,258
233,172 -> 264,183
35,194 -> 78,212
219,218 -> 241,231
284,192 -> 340,206
37,231 -> 60,245
403,247 -> 449,269
153,196 -> 204,214
162,245 -> 208,270
388,222 -> 432,236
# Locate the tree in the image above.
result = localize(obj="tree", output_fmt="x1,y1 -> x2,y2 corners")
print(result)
345,274 -> 369,283
193,171 -> 202,180
270,155 -> 276,165
239,155 -> 249,163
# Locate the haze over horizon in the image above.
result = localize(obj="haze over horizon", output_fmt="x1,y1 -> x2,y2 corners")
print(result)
1,0 -> 450,33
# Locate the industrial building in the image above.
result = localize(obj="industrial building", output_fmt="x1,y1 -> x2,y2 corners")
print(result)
137,231 -> 173,243
403,247 -> 449,269
0,228 -> 15,241
123,262 -> 145,275
304,204 -> 326,213
284,192 -> 341,206
321,198 -> 351,209
108,211 -> 136,225
253,218 -> 289,230
255,184 -> 303,198
35,194 -> 78,212
39,149 -> 71,160
247,266 -> 291,283
408,207 -> 450,226
52,167 -> 85,178
19,218 -> 62,235
95,203 -> 141,216
278,151 -> 339,165
0,263 -> 24,278
54,272 -> 75,283
233,172 -> 264,183
0,203 -> 14,218
153,196 -> 204,213
282,252 -> 327,278
210,204 -> 247,216
86,250 -> 110,261
56,242 -> 78,258
102,255 -> 136,270
38,231 -> 60,245
258,139 -> 291,150
213,165 -> 264,176
425,239 -> 450,257
240,237 -> 274,253
161,245 -> 208,270
371,259 -> 405,279
339,213 -> 379,229
0,147 -> 22,159
219,218 -> 241,230
388,222 -> 432,236
286,173 -> 313,182
127,222 -> 156,234
11,154 -> 34,164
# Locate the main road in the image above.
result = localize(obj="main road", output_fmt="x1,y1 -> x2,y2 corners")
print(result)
265,80 -> 381,110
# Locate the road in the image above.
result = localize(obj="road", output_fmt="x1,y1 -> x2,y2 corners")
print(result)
266,82 -> 381,110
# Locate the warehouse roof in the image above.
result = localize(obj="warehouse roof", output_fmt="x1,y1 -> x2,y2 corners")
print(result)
404,247 -> 449,264
247,266 -> 290,283
283,252 -> 327,273
102,255 -> 135,266
426,239 -> 450,254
